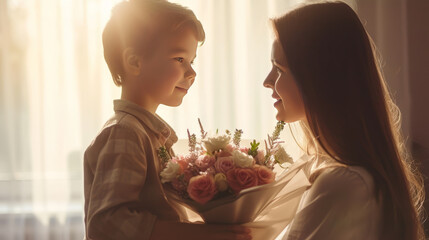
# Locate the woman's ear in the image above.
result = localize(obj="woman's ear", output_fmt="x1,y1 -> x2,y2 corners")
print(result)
122,47 -> 142,76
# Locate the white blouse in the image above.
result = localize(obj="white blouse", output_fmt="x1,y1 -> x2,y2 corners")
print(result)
282,163 -> 382,240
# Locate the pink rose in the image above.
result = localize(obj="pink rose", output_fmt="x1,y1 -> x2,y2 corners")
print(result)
187,174 -> 218,204
255,150 -> 266,165
183,169 -> 195,183
172,156 -> 189,172
195,155 -> 216,171
225,144 -> 236,154
214,156 -> 235,174
240,147 -> 250,154
254,165 -> 275,185
217,149 -> 232,158
226,168 -> 258,194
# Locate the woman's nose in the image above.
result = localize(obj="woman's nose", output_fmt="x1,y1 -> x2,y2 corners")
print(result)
263,71 -> 275,88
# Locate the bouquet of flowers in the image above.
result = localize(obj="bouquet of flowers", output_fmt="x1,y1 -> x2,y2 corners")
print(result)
158,120 -> 310,238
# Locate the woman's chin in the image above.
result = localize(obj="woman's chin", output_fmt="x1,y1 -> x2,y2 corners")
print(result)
275,111 -> 286,122
276,111 -> 300,123
277,115 -> 303,124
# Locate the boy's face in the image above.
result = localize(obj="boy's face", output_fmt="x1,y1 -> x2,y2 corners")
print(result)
138,27 -> 199,110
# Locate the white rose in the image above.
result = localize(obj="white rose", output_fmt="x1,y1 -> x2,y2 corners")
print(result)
160,161 -> 180,183
232,150 -> 254,168
273,145 -> 293,164
203,134 -> 231,154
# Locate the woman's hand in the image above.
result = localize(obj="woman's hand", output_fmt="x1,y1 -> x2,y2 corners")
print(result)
150,219 -> 252,240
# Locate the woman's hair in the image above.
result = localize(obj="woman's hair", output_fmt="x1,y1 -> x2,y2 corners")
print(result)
102,0 -> 205,86
272,2 -> 424,239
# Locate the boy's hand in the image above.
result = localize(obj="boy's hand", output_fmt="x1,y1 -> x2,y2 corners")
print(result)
151,219 -> 252,240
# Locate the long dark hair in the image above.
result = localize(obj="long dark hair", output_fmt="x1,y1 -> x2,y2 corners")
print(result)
273,2 -> 424,239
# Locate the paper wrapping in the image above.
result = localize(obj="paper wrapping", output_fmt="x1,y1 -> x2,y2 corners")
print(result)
166,160 -> 311,239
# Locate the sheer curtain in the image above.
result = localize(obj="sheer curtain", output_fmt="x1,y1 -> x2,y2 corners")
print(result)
0,0 -> 306,239
4,0 -> 416,239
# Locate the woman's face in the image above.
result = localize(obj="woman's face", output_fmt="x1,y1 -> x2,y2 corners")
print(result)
263,41 -> 306,123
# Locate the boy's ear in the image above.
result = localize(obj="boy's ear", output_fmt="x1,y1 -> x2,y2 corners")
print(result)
122,48 -> 142,76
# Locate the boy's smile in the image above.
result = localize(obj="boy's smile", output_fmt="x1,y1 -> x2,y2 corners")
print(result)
175,86 -> 189,94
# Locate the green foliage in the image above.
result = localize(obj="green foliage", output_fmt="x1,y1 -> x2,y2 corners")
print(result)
248,139 -> 260,157
158,146 -> 171,165
264,121 -> 286,166
271,121 -> 285,142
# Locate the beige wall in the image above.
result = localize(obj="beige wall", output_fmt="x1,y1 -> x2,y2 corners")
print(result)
408,1 -> 429,158
356,0 -> 429,233
407,0 -> 429,234
355,0 -> 429,161
355,0 -> 411,142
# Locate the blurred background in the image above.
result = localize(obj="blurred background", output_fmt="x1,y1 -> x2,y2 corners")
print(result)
1,0 -> 428,239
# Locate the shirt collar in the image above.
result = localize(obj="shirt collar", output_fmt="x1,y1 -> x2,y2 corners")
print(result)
113,99 -> 178,147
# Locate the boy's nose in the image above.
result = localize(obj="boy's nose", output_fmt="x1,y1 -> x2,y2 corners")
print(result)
185,67 -> 196,80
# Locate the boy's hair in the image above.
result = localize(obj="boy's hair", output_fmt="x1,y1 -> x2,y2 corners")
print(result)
102,0 -> 205,86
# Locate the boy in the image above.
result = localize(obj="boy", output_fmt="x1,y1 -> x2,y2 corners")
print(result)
84,0 -> 201,238
84,1 -> 250,239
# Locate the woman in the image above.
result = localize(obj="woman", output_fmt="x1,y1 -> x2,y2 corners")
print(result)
263,2 -> 424,239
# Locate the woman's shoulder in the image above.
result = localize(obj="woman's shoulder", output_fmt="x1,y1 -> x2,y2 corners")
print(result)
285,161 -> 382,240
310,165 -> 376,201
